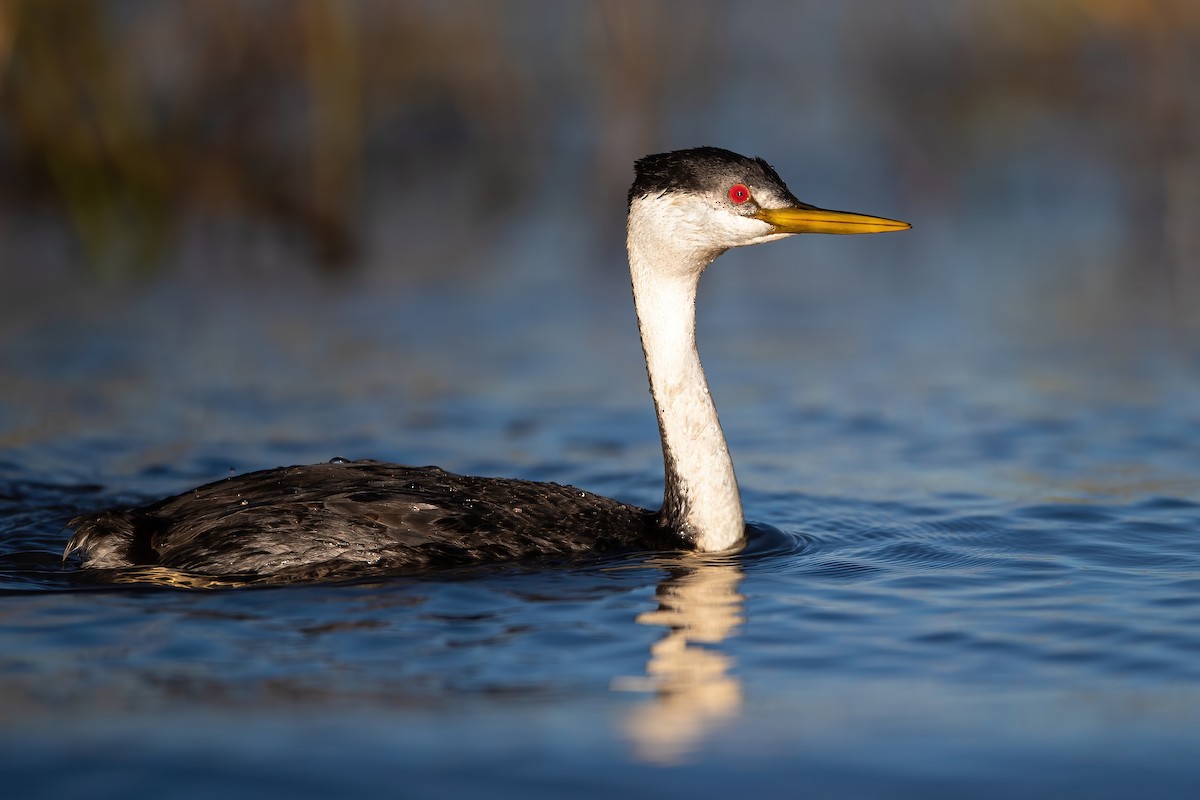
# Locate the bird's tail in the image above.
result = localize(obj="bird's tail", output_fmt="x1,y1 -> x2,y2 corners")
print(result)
64,510 -> 140,569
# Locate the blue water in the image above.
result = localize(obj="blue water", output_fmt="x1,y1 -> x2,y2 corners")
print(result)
3,201 -> 1200,798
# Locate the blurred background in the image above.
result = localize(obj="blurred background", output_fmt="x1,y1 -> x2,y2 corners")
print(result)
0,0 -> 1198,488
4,7 -> 1200,794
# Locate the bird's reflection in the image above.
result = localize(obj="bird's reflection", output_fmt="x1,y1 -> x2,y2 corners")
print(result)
611,556 -> 745,764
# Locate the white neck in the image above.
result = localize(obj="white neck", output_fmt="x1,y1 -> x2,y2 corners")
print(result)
626,197 -> 745,552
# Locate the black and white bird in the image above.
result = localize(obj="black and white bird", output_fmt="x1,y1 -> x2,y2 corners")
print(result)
65,147 -> 909,583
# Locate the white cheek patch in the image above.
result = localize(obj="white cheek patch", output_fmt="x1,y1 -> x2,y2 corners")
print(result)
726,214 -> 784,247
633,193 -> 792,256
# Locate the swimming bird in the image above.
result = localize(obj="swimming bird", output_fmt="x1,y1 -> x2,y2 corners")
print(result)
65,147 -> 909,583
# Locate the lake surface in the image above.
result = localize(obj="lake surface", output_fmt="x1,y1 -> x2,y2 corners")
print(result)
2,202 -> 1199,798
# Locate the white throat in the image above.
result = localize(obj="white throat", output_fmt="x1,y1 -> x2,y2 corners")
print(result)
626,195 -> 746,552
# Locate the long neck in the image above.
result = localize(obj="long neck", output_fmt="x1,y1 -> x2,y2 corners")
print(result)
627,202 -> 745,552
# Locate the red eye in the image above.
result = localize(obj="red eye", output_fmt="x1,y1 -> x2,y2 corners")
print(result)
729,184 -> 751,204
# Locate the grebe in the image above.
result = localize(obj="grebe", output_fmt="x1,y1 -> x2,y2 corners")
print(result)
65,147 -> 909,583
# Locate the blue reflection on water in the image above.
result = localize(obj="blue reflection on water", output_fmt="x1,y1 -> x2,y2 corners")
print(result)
2,116 -> 1200,797
3,233 -> 1199,797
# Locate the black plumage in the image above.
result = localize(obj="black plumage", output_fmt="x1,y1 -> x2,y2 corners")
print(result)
66,460 -> 675,582
629,146 -> 801,207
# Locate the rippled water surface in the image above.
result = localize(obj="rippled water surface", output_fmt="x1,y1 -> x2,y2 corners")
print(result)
3,219 -> 1200,798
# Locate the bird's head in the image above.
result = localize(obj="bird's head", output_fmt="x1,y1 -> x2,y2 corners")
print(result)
627,147 -> 909,269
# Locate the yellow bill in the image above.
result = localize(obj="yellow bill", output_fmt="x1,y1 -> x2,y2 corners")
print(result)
754,205 -> 911,235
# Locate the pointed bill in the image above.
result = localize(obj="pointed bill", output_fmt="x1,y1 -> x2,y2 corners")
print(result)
753,205 -> 911,235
